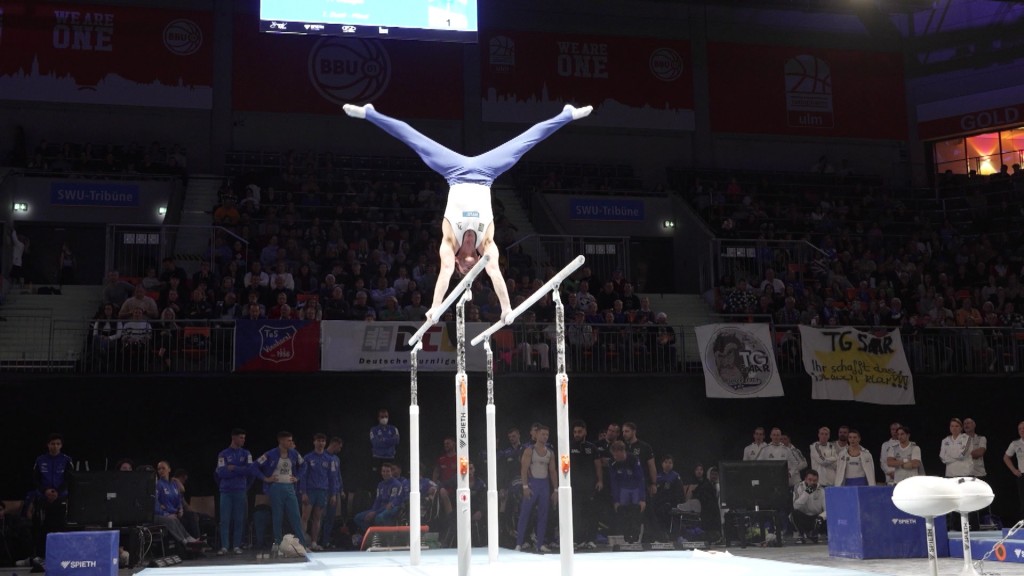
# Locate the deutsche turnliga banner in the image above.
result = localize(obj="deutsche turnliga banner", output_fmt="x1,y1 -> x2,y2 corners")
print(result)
321,321 -> 489,372
694,324 -> 784,398
799,326 -> 915,405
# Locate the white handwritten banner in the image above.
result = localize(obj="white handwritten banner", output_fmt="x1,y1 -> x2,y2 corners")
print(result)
694,324 -> 784,398
799,326 -> 915,405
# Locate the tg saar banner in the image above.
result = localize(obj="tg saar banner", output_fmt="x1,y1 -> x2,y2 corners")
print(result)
321,321 -> 488,372
694,324 -> 784,398
799,326 -> 915,405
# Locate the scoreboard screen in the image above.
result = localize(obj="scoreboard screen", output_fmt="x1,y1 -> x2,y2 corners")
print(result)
260,0 -> 478,43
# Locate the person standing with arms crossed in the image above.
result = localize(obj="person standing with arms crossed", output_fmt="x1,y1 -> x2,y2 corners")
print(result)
1004,421 -> 1024,521
215,428 -> 252,555
301,433 -> 339,551
370,408 -> 400,490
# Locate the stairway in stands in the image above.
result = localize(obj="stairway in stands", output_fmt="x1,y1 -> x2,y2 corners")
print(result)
491,186 -> 716,366
172,174 -> 225,271
0,285 -> 101,368
492,186 -> 550,274
645,293 -> 715,366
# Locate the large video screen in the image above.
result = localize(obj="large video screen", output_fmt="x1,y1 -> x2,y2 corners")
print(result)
67,471 -> 156,527
718,460 -> 790,512
260,0 -> 478,43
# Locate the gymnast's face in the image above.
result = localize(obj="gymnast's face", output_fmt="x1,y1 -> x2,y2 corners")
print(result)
455,230 -> 479,275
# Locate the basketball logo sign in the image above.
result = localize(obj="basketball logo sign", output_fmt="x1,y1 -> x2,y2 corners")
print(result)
488,35 -> 515,73
649,48 -> 683,82
309,37 -> 391,107
784,54 -> 834,128
163,19 -> 203,56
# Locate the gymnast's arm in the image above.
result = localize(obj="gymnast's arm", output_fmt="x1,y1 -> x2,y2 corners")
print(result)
428,222 -> 459,321
481,232 -> 512,322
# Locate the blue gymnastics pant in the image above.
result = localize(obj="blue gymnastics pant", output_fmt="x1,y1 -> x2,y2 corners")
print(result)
363,107 -> 576,187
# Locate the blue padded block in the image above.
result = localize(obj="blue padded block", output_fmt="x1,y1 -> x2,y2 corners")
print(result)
46,530 -> 119,575
948,533 -> 1024,562
825,485 -> 948,559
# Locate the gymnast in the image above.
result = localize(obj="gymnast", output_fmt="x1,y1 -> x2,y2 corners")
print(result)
344,103 -> 592,322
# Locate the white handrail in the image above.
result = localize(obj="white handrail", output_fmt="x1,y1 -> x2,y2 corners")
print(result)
470,255 -> 585,346
407,254 -> 490,346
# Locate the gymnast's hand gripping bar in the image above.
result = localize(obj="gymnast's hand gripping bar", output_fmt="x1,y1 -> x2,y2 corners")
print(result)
407,254 -> 490,346
470,255 -> 585,346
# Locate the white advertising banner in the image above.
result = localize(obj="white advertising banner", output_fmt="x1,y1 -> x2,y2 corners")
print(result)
321,320 -> 490,372
694,324 -> 784,398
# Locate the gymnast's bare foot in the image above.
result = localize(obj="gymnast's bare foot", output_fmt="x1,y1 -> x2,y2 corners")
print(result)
564,104 -> 593,121
343,103 -> 374,119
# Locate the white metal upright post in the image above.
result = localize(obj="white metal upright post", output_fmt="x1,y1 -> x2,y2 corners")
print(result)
455,291 -> 472,576
409,342 -> 422,564
925,517 -> 939,576
467,254 -> 585,576
406,255 -> 487,567
960,514 -> 980,576
553,289 -> 573,576
484,339 -> 499,562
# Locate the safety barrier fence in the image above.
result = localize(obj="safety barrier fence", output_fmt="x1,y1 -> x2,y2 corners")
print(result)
1,318 -> 235,374
2,318 -> 1023,377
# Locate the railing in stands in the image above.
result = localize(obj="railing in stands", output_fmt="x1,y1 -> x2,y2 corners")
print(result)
55,319 -> 234,374
13,168 -> 184,182
223,150 -> 440,185
0,308 -> 55,370
1,317 -> 1022,378
508,235 -> 631,294
709,239 -> 827,295
104,224 -> 249,279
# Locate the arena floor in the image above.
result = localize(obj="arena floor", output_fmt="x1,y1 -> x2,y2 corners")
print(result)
106,541 -> 1024,576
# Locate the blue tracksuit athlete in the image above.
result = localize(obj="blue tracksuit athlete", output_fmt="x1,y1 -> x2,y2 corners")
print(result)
609,455 -> 646,506
155,477 -> 184,517
319,451 -> 345,547
302,450 -> 341,498
215,445 -> 253,550
354,476 -> 403,532
370,424 -> 400,460
610,454 -> 646,543
216,447 -> 253,492
254,447 -> 307,546
34,452 -> 74,498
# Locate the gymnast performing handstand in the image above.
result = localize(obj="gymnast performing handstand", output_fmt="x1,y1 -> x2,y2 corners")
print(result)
343,103 -> 592,321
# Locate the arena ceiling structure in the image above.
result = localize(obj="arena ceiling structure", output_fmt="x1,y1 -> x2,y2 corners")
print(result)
658,0 -> 1024,76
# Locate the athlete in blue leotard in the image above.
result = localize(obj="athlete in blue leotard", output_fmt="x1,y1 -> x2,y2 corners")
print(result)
344,103 -> 593,321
